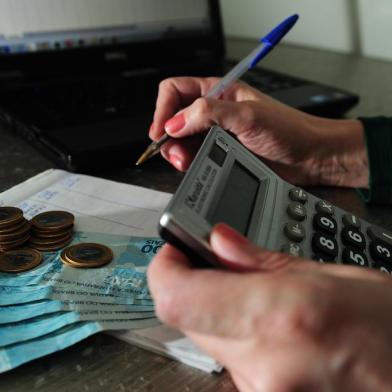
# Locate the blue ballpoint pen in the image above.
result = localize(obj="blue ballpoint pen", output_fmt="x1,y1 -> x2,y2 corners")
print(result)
136,14 -> 299,165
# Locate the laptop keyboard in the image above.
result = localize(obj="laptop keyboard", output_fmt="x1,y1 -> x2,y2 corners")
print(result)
2,74 -> 159,128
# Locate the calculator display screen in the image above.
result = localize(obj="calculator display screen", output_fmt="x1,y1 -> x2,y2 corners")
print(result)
207,161 -> 259,235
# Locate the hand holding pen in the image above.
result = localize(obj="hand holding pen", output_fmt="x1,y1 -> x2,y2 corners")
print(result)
136,14 -> 299,166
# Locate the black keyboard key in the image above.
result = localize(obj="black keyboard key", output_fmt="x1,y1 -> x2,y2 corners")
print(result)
312,253 -> 336,263
342,247 -> 369,268
313,213 -> 337,236
312,233 -> 338,258
373,262 -> 392,276
369,240 -> 392,263
341,227 -> 366,250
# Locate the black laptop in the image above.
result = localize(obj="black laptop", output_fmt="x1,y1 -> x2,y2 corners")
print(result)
0,0 -> 359,172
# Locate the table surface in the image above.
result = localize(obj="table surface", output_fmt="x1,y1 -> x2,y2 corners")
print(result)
2,39 -> 392,392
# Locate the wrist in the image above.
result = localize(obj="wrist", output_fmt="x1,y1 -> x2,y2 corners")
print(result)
310,117 -> 369,188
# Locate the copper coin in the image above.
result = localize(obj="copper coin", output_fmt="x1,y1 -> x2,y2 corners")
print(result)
0,207 -> 24,228
31,211 -> 74,231
29,235 -> 73,252
30,232 -> 74,247
62,243 -> 113,268
0,232 -> 30,248
0,249 -> 42,272
0,218 -> 27,234
0,221 -> 31,242
32,225 -> 74,239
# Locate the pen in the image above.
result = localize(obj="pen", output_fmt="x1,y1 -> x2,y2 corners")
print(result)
136,13 -> 299,166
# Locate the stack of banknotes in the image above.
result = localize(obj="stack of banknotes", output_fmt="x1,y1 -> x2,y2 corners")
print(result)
0,231 -> 163,373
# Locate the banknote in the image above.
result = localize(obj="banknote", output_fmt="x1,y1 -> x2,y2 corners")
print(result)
0,284 -> 154,306
0,319 -> 161,373
0,299 -> 154,324
0,232 -> 163,288
0,311 -> 158,346
0,232 -> 162,306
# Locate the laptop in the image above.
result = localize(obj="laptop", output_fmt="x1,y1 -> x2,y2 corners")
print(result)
0,0 -> 359,172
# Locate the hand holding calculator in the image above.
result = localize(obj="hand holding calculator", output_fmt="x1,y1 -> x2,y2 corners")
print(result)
159,126 -> 392,273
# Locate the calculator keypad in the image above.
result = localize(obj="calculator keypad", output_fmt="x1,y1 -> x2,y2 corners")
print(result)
282,188 -> 392,274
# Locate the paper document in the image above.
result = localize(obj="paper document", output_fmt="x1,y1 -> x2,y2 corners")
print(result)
0,169 -> 222,373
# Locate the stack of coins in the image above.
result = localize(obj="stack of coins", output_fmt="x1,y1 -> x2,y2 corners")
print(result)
60,243 -> 113,269
0,207 -> 31,252
30,211 -> 75,252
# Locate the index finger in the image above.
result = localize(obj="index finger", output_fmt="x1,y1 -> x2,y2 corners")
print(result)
150,77 -> 220,140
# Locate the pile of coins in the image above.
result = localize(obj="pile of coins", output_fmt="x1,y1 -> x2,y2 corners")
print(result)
30,211 -> 75,252
60,243 -> 113,269
0,207 -> 31,252
0,206 -> 114,273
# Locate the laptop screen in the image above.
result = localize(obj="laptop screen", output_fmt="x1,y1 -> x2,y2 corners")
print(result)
0,0 -> 213,55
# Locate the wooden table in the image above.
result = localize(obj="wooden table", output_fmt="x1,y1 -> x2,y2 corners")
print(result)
1,38 -> 392,391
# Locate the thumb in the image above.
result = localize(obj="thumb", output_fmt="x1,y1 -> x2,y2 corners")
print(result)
210,223 -> 305,272
164,98 -> 253,139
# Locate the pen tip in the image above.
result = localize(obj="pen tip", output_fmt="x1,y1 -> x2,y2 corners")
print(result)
135,151 -> 149,166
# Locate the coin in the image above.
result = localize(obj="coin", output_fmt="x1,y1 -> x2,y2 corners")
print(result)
32,225 -> 74,239
0,249 -> 42,272
0,233 -> 30,250
0,221 -> 31,242
0,207 -> 24,228
31,211 -> 74,231
61,243 -> 113,268
29,235 -> 73,252
30,232 -> 73,247
0,217 -> 27,235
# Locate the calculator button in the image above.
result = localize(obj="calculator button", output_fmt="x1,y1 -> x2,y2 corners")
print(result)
341,227 -> 366,250
287,202 -> 306,221
284,222 -> 305,242
312,253 -> 335,263
367,226 -> 392,246
312,233 -> 338,258
289,188 -> 308,204
315,200 -> 334,215
369,240 -> 392,263
373,262 -> 392,275
342,214 -> 361,229
342,247 -> 369,268
281,242 -> 304,257
313,213 -> 337,236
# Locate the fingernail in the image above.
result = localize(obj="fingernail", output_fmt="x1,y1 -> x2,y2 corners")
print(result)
213,223 -> 249,246
211,224 -> 259,270
165,114 -> 185,134
169,154 -> 183,170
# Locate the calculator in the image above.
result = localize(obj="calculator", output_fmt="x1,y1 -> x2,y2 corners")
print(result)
159,126 -> 392,273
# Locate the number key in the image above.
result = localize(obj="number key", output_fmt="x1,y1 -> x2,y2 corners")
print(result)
312,233 -> 338,258
342,247 -> 369,268
369,240 -> 392,264
313,213 -> 337,236
341,227 -> 366,250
